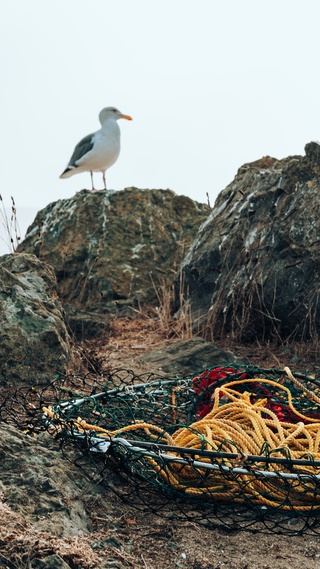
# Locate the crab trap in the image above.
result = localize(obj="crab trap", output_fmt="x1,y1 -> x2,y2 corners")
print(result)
3,364 -> 320,534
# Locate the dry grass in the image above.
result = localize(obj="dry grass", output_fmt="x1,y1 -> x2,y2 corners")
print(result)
0,195 -> 21,253
149,269 -> 194,340
0,499 -> 107,569
204,245 -> 320,356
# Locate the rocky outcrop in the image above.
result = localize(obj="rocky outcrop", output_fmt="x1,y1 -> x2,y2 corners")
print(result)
0,253 -> 69,384
141,337 -> 241,375
0,423 -> 91,537
18,188 -> 210,321
178,142 -> 320,341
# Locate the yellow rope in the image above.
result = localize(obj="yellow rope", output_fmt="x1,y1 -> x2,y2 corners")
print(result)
42,374 -> 320,511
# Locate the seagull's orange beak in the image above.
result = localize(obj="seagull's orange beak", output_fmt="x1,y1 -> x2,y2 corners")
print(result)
120,114 -> 133,121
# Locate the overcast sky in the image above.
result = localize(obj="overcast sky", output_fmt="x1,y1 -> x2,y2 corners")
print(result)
1,0 -> 320,252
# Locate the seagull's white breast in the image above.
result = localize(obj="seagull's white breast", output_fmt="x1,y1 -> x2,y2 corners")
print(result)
76,120 -> 121,172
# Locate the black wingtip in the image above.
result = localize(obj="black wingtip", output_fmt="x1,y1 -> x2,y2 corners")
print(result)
60,167 -> 74,179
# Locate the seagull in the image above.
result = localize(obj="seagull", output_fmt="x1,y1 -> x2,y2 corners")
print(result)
59,106 -> 132,190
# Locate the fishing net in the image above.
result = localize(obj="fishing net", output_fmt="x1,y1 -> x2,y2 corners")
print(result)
2,364 -> 320,534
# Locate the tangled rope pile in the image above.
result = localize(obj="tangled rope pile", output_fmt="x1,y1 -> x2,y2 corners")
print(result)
3,364 -> 320,533
42,367 -> 320,513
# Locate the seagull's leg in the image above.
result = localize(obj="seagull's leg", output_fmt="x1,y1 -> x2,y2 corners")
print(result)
90,171 -> 95,191
102,171 -> 107,190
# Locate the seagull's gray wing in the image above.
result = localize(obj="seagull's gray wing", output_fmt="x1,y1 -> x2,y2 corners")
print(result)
62,133 -> 95,174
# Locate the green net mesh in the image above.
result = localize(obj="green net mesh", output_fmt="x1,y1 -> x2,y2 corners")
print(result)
2,364 -> 320,534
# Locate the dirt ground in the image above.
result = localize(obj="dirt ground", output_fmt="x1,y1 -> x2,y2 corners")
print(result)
81,316 -> 320,378
2,317 -> 320,568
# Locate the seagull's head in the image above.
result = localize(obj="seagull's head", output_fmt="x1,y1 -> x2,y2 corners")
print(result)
99,107 -> 133,125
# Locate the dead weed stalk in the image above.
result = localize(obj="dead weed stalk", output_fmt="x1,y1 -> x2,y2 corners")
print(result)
205,248 -> 320,356
150,269 -> 194,340
0,194 -> 21,252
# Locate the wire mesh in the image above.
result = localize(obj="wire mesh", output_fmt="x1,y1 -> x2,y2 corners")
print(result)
2,365 -> 320,534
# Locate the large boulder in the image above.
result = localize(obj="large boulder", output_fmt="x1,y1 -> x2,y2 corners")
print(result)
18,188 -> 210,318
0,423 -> 91,537
0,253 -> 70,384
178,142 -> 320,342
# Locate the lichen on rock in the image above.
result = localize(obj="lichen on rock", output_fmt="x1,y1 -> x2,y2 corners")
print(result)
0,253 -> 69,384
18,188 -> 210,318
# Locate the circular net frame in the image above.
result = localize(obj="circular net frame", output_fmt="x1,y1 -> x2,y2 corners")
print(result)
2,364 -> 320,535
